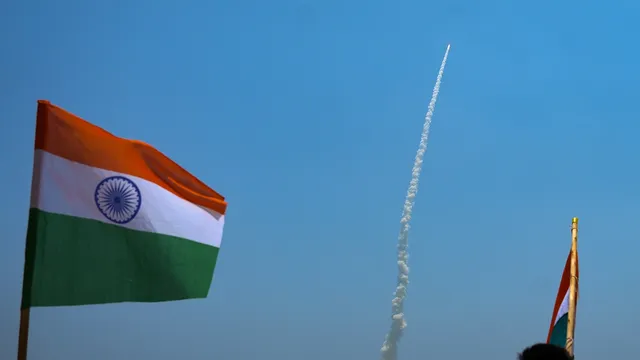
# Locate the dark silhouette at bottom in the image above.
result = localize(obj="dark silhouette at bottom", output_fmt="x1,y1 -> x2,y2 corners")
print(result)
519,343 -> 573,360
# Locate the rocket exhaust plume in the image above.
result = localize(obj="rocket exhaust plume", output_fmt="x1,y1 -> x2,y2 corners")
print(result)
380,44 -> 451,360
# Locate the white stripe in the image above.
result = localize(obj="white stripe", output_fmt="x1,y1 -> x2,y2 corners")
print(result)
31,150 -> 224,248
553,290 -> 570,325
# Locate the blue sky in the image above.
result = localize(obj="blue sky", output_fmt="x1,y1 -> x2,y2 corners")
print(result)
1,0 -> 640,359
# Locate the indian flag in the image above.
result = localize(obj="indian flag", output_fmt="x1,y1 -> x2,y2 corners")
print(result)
22,100 -> 227,308
546,250 -> 579,347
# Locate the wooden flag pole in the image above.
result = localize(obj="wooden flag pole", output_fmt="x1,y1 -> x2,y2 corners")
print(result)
566,217 -> 579,357
17,308 -> 30,360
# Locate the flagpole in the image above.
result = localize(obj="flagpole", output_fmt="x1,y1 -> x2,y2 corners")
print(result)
17,308 -> 30,360
17,100 -> 42,360
566,217 -> 579,357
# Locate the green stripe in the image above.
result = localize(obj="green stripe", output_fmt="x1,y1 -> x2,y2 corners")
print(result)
22,208 -> 220,308
548,313 -> 568,347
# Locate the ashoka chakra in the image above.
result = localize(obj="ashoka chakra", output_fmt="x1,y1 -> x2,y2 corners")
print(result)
94,176 -> 142,224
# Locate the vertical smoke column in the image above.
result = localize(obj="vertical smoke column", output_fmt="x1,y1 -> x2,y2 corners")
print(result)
380,44 -> 451,360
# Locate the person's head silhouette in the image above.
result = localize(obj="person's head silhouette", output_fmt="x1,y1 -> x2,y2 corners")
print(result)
518,343 -> 573,360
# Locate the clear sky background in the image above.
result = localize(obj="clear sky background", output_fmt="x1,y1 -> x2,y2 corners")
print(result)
1,1 -> 639,359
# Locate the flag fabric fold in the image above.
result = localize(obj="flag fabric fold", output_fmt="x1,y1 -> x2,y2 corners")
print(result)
546,250 -> 579,347
22,100 -> 227,308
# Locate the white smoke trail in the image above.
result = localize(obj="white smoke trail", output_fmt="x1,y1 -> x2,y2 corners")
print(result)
380,44 -> 451,360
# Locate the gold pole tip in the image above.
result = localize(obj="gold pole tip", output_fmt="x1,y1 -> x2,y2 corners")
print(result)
572,217 -> 579,223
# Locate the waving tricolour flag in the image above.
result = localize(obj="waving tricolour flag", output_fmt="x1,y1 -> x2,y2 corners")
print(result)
22,100 -> 227,308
